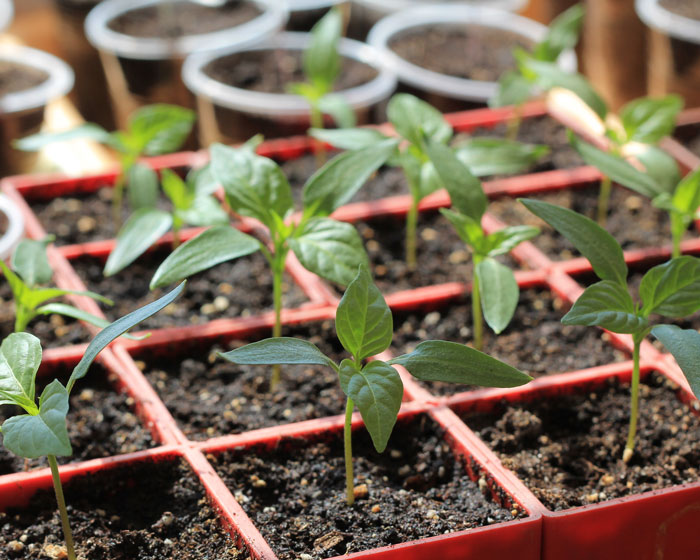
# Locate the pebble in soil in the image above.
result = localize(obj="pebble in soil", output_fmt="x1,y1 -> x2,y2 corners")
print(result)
460,373 -> 700,510
139,320 -> 350,440
0,363 -> 154,476
210,414 -> 522,560
391,287 -> 626,396
0,459 -> 246,559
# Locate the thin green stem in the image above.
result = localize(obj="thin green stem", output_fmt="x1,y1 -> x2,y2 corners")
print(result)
310,105 -> 326,167
405,194 -> 419,270
269,252 -> 286,390
670,213 -> 685,259
172,216 -> 182,250
597,174 -> 612,226
111,170 -> 126,229
48,455 -> 77,560
506,104 -> 523,142
624,335 -> 642,463
344,397 -> 355,506
471,265 -> 483,352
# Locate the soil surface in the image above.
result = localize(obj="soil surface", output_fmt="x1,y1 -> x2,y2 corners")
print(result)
107,1 -> 261,38
462,373 -> 700,510
0,61 -> 48,97
391,287 -> 626,396
141,320 -> 348,440
211,414 -> 521,560
70,248 -> 308,331
674,123 -> 700,157
204,50 -> 378,94
0,364 -> 154,476
389,24 -> 533,82
0,459 -> 245,559
659,0 -> 700,20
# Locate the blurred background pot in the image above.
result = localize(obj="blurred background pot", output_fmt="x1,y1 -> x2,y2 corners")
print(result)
0,194 -> 24,261
182,31 -> 397,145
0,0 -> 13,32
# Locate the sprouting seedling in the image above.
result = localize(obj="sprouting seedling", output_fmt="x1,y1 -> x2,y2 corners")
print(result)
15,104 -> 196,226
521,198 -> 700,462
426,141 -> 539,351
150,139 -> 398,389
0,282 -> 185,560
103,164 -> 229,276
220,266 -> 531,505
311,93 -> 548,270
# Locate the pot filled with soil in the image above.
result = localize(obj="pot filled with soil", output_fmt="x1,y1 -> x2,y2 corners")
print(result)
182,31 -> 397,144
0,45 -> 74,175
367,4 -> 577,112
84,0 -> 287,132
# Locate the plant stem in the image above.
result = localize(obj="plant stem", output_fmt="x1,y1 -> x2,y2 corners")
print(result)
112,171 -> 126,229
597,174 -> 612,226
48,455 -> 77,560
310,105 -> 326,167
471,265 -> 483,352
172,217 -> 182,250
344,397 -> 355,506
670,213 -> 685,259
405,194 -> 419,270
623,335 -> 642,463
506,104 -> 523,142
269,253 -> 285,390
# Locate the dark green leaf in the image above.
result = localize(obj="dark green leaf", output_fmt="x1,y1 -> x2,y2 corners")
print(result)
534,3 -> 585,61
455,139 -> 549,177
35,303 -> 148,340
190,164 -> 219,197
562,280 -> 645,333
634,145 -> 681,195
652,325 -> 700,400
12,238 -> 53,287
439,208 -> 485,251
640,256 -> 700,318
387,94 -> 452,147
476,258 -> 519,334
0,333 -> 40,411
489,71 -> 533,108
176,196 -> 229,227
127,104 -> 195,156
219,337 -> 338,370
318,94 -> 357,128
303,7 -> 342,92
309,127 -> 391,151
127,163 -> 160,210
485,225 -> 539,257
620,95 -> 683,144
13,123 -> 117,152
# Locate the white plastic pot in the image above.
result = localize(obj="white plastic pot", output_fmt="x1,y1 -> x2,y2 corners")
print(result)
182,31 -> 397,144
0,194 -> 24,261
367,4 -> 577,105
0,0 -> 13,32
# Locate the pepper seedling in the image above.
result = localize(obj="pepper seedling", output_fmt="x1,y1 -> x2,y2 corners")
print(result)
426,141 -> 539,351
150,139 -> 397,388
0,281 -> 185,560
311,93 -> 547,269
521,198 -> 700,462
220,267 -> 531,505
15,104 -> 195,226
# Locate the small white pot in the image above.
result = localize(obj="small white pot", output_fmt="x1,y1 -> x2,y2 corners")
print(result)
0,194 -> 24,261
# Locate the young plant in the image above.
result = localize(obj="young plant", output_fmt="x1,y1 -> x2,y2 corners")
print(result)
103,165 -> 228,276
311,93 -> 548,269
220,267 -> 532,505
15,104 -> 195,226
521,198 -> 700,462
150,139 -> 397,388
426,141 -> 539,351
0,282 -> 185,560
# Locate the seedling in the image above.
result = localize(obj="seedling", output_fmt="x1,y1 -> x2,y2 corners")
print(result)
15,104 -> 195,226
427,141 -> 539,351
150,139 -> 397,388
103,165 -> 228,276
0,282 -> 185,560
220,267 -> 531,505
312,93 -> 547,269
521,198 -> 700,462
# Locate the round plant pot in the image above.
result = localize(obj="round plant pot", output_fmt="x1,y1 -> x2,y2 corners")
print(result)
84,0 -> 287,130
0,45 -> 74,175
0,194 -> 24,260
0,0 -> 14,32
367,4 -> 577,111
636,0 -> 700,107
182,31 -> 397,145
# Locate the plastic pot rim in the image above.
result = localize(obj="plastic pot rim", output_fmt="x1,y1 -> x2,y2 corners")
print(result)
182,31 -> 397,116
0,193 -> 24,261
366,4 -> 577,102
288,0 -> 344,11
356,0 -> 529,16
84,0 -> 288,61
636,0 -> 700,45
0,0 -> 13,32
0,45 -> 74,114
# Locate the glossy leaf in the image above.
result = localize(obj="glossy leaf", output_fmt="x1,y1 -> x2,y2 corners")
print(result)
35,303 -> 148,340
127,163 -> 160,210
476,258 -> 519,334
640,256 -> 700,318
220,337 -> 338,370
176,196 -> 229,227
387,94 -> 453,147
439,208 -> 485,251
534,4 -> 584,61
489,71 -> 533,108
14,123 -> 116,152
318,94 -> 356,128
309,127 -> 391,151
671,167 -> 700,215
127,104 -> 195,156
652,325 -> 700,399
0,333 -> 40,410
485,225 -> 540,257
620,95 -> 683,144
562,280 -> 644,333
12,238 -> 53,287
634,145 -> 681,195
303,7 -> 342,91
455,139 -> 549,177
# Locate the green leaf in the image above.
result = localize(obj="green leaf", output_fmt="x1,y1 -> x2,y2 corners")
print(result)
309,127 -> 391,151
455,139 -> 549,177
303,139 -> 398,218
190,164 -> 219,197
318,94 -> 357,128
390,340 -> 532,387
22,287 -> 112,312
640,256 -> 700,318
672,167 -> 700,216
387,94 -> 453,147
127,162 -> 160,210
161,168 -> 194,211
104,208 -> 173,276
534,3 -> 585,61
520,198 -> 627,284
13,123 -> 117,152
335,266 -> 392,361
35,303 -> 148,340
652,325 -> 700,400
211,143 -> 293,231
620,95 -> 683,144
1,379 -> 72,458
489,71 -> 533,108
68,282 -> 185,390
476,258 -> 519,334
485,225 -> 539,257
176,196 -> 229,227
634,145 -> 681,195
338,359 -> 402,453
150,225 -> 259,289
0,260 -> 26,303
12,238 -> 53,287
219,337 -> 338,370
289,218 -> 368,286
303,6 -> 342,92
439,208 -> 485,251
0,333 -> 40,411
562,280 -> 645,333
425,140 -> 487,222
127,104 -> 195,156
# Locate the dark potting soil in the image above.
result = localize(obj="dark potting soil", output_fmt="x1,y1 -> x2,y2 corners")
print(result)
675,124 -> 700,158
389,24 -> 533,82
659,0 -> 700,20
462,373 -> 700,510
0,459 -> 245,559
70,248 -> 308,331
210,414 -> 522,560
391,287 -> 626,396
204,50 -> 378,94
0,61 -> 48,97
107,0 -> 261,38
141,320 -> 347,440
0,364 -> 154,476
